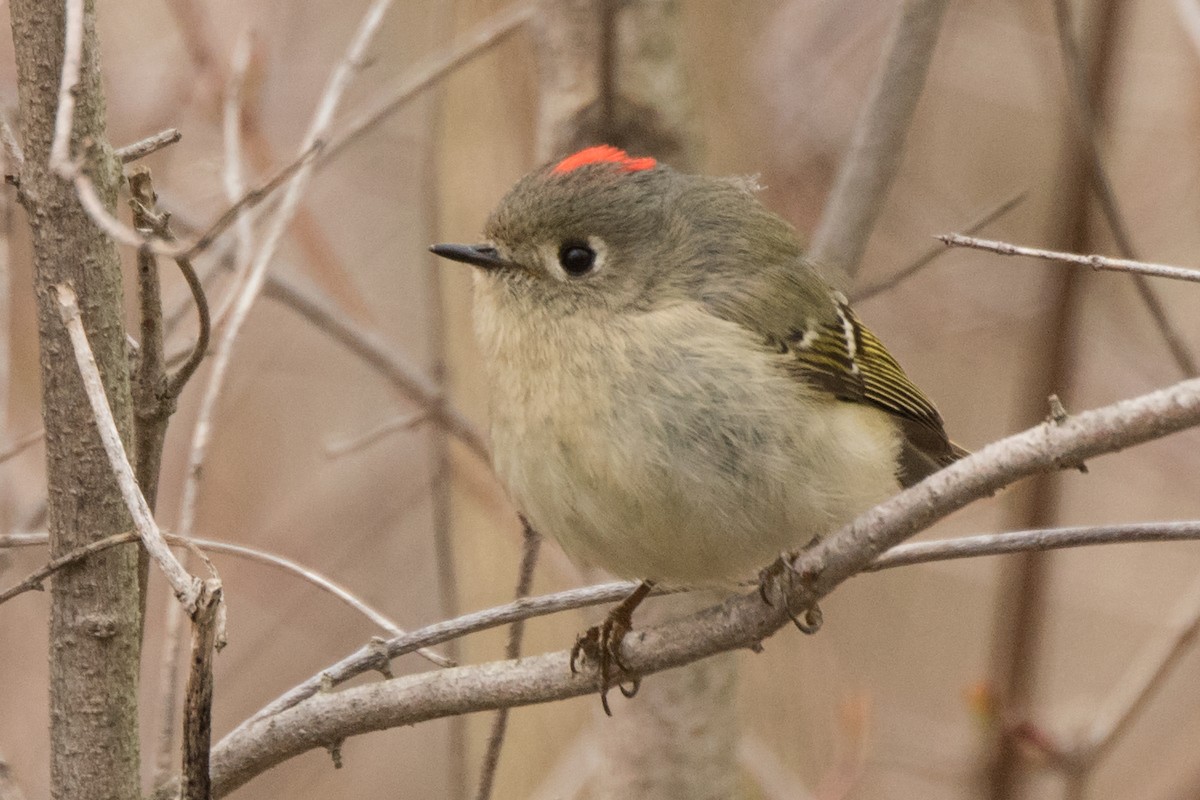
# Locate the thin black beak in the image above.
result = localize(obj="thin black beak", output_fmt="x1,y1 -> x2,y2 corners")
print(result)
429,242 -> 509,270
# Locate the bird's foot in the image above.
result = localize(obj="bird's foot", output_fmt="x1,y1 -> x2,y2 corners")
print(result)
570,581 -> 652,716
758,553 -> 823,634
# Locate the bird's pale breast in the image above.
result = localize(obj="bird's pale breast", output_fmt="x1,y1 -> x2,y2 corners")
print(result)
473,279 -> 902,585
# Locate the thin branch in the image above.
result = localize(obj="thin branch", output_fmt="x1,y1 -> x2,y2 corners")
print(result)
164,250 -> 210,397
807,0 -> 951,281
154,566 -> 192,784
220,514 -> 1200,763
47,0 -> 84,172
181,581 -> 222,800
0,532 -> 46,548
117,3 -> 533,289
194,374 -> 1200,798
54,283 -> 203,612
233,581 -> 648,731
188,536 -> 454,668
0,531 -> 139,606
937,233 -> 1200,285
116,128 -> 182,163
128,179 -> 212,399
474,520 -> 542,800
1051,0 -> 1198,377
0,428 -> 44,464
128,167 -> 170,511
869,521 -> 1200,570
853,191 -> 1026,302
181,142 -> 319,262
62,136 -> 320,263
73,168 -> 165,249
0,529 -> 453,668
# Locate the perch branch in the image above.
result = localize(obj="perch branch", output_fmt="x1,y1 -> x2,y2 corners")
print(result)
193,374 -> 1200,798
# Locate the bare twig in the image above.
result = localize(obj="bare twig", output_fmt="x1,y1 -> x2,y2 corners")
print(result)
1051,0 -> 1197,377
16,520 -> 1197,627
54,284 -> 202,611
129,167 -> 170,511
164,251 -> 210,397
189,536 -> 454,668
182,142 -> 320,262
937,233 -> 1200,285
0,528 -> 453,668
807,0 -> 951,281
129,178 -> 211,399
181,581 -> 222,800
869,521 -> 1200,570
853,192 -> 1026,302
154,565 -> 192,784
116,128 -> 182,163
474,520 -> 542,800
0,531 -> 139,606
47,0 -> 84,172
0,532 -> 52,547
234,580 -> 649,730
0,428 -> 44,465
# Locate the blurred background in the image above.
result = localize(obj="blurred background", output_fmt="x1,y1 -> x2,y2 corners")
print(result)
3,0 -> 1200,798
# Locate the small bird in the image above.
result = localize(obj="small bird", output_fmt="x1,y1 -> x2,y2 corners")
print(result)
432,145 -> 963,710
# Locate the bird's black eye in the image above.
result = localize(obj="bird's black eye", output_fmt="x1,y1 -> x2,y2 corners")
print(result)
558,242 -> 597,276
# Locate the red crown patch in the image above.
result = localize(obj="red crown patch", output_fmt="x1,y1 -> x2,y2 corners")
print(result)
552,145 -> 657,175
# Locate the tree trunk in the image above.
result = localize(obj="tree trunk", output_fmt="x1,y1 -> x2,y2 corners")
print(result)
9,1 -> 141,798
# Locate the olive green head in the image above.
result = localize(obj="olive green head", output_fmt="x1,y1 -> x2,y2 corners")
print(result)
431,145 -> 820,318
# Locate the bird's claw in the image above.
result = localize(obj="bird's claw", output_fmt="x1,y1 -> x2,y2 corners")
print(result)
570,603 -> 639,716
758,553 -> 823,635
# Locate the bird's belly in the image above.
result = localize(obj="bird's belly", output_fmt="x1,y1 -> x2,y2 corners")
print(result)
485,328 -> 898,585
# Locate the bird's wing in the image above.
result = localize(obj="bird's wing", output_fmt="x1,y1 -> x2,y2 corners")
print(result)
770,291 -> 966,486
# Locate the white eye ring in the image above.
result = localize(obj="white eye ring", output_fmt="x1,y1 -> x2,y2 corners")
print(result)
544,235 -> 607,280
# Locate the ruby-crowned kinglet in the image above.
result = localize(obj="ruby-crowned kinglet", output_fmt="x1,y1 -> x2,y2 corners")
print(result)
432,145 -> 962,702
